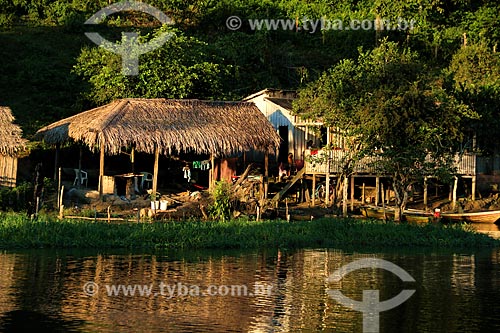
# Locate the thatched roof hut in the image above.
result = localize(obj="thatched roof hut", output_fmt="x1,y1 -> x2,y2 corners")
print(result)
0,106 -> 26,187
36,98 -> 281,195
0,106 -> 26,156
36,98 -> 281,156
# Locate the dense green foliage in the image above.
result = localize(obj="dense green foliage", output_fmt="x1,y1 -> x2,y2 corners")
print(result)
1,0 -> 499,139
209,180 -> 233,222
294,40 -> 479,216
0,213 -> 499,249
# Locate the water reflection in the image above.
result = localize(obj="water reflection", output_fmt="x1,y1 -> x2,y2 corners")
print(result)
0,248 -> 499,332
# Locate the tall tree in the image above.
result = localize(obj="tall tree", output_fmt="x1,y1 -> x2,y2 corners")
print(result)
73,27 -> 232,104
294,40 -> 474,219
448,43 -> 500,155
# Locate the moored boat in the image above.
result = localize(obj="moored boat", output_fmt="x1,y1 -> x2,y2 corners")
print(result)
440,210 -> 500,224
403,209 -> 435,224
360,205 -> 395,220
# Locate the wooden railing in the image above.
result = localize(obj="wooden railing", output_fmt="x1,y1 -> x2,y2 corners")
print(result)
454,153 -> 476,176
305,150 -> 476,176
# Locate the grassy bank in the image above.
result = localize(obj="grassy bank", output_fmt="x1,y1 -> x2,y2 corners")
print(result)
0,213 -> 499,250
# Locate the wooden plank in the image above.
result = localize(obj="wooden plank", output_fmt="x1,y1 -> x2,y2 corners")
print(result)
233,163 -> 254,187
271,167 -> 306,203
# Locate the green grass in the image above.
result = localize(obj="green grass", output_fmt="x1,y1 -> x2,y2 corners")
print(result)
0,212 -> 499,250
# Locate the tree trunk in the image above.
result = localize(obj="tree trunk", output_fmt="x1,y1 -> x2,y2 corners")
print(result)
392,179 -> 409,222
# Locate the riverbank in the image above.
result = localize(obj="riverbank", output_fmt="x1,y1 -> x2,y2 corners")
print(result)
0,213 -> 499,250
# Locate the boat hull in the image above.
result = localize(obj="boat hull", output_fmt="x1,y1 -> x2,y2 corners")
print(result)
404,214 -> 434,224
441,210 -> 500,224
360,206 -> 395,220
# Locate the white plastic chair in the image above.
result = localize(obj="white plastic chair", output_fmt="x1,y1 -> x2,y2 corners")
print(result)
140,172 -> 153,190
73,169 -> 88,187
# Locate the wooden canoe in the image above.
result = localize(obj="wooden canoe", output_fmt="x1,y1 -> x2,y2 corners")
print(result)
360,205 -> 395,220
403,209 -> 435,224
440,210 -> 500,224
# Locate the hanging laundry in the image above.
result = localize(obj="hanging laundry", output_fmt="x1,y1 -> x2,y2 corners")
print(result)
192,161 -> 201,169
182,165 -> 191,183
200,160 -> 211,170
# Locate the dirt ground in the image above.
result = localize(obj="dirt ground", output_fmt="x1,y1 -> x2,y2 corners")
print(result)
58,179 -> 500,221
62,187 -> 213,221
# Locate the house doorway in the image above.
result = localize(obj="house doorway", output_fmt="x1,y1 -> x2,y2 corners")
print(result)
278,126 -> 289,163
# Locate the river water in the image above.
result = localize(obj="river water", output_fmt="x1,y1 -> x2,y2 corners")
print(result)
0,247 -> 499,333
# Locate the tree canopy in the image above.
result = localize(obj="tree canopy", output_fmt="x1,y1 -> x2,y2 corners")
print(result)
294,41 -> 477,217
0,0 -> 498,140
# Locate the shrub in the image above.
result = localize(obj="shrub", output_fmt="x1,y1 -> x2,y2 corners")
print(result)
209,180 -> 234,222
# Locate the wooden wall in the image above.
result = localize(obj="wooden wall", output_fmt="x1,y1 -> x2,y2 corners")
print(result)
0,155 -> 17,187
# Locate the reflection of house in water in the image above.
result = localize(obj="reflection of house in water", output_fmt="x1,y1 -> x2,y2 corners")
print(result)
451,254 -> 476,293
246,250 -> 366,332
61,253 -> 285,332
0,253 -> 17,314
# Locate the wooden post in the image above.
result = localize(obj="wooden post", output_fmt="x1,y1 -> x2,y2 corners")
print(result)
58,185 -> 64,219
131,146 -> 138,193
210,154 -> 215,189
381,182 -> 386,220
57,167 -> 62,209
312,173 -> 316,207
452,176 -> 458,210
471,176 -> 476,201
264,151 -> 269,199
350,176 -> 355,211
423,176 -> 428,207
386,184 -> 390,204
362,182 -> 365,204
98,141 -> 104,197
78,146 -> 83,188
130,146 -> 135,171
342,177 -> 348,217
209,155 -> 213,190
59,185 -> 64,209
152,145 -> 160,197
325,153 -> 331,206
375,176 -> 380,206
53,143 -> 60,180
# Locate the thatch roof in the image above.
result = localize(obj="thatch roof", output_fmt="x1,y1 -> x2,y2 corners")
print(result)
36,98 -> 281,156
0,106 -> 27,156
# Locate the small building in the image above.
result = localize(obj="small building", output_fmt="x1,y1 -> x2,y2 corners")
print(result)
243,89 -> 320,165
0,107 -> 26,187
36,98 -> 281,196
